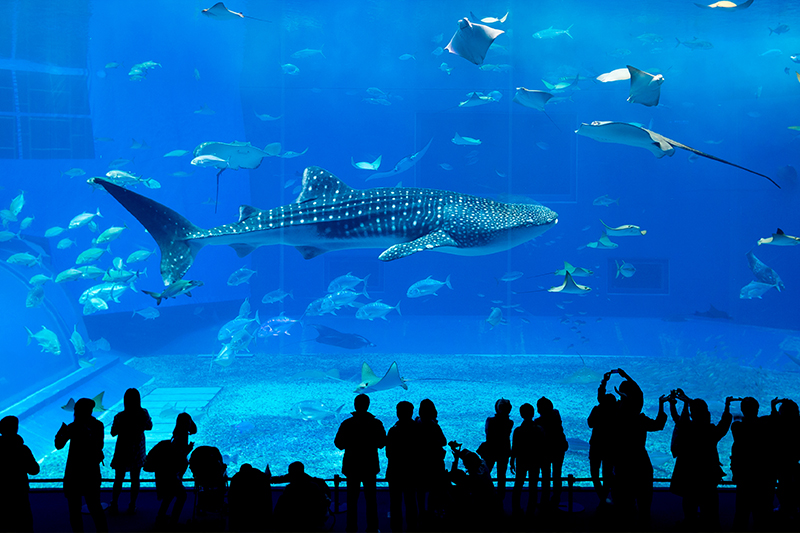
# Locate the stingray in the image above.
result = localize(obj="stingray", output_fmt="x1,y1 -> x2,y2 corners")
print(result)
757,228 -> 800,246
201,2 -> 269,22
365,138 -> 433,181
60,391 -> 107,413
535,260 -> 593,278
445,17 -> 504,66
601,219 -> 647,236
549,272 -> 592,294
746,249 -> 785,289
575,121 -> 779,187
695,0 -> 754,9
193,141 -> 281,211
355,362 -> 408,393
308,324 -> 375,349
459,93 -> 497,107
694,304 -> 733,320
627,65 -> 664,107
513,87 -> 559,129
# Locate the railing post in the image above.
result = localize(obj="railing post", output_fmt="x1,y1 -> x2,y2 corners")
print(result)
334,474 -> 341,512
568,474 -> 574,513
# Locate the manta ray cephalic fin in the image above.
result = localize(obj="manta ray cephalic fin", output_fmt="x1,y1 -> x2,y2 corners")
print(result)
378,230 -> 459,261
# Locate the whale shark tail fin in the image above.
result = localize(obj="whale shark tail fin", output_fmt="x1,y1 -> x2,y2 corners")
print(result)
93,179 -> 205,285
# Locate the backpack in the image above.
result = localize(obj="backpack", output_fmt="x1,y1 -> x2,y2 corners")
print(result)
143,439 -> 172,473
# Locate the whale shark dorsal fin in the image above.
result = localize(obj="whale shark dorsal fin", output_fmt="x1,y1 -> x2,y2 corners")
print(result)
296,167 -> 353,204
238,205 -> 260,222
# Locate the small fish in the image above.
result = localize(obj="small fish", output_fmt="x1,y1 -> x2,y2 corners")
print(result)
262,288 -> 294,304
86,337 -> 111,352
328,272 -> 369,293
769,24 -> 790,35
70,326 -> 85,356
107,158 -> 133,169
486,307 -> 504,328
258,313 -> 299,337
142,279 -> 204,305
432,47 -> 444,56
133,307 -> 160,320
61,168 -> 86,178
83,297 -> 109,315
739,280 -> 775,299
20,216 -> 34,230
407,275 -> 453,298
26,286 -> 45,308
57,238 -> 76,249
7,252 -> 41,267
227,267 -> 257,286
281,63 -> 300,75
163,149 -> 189,157
44,226 -> 66,238
355,300 -> 401,321
68,208 -> 102,230
0,230 -> 18,241
254,111 -> 282,121
452,132 -> 481,146
76,247 -> 109,265
497,271 -> 524,282
94,225 -> 127,244
29,274 -> 51,286
593,195 -> 619,207
291,46 -> 326,59
533,25 -> 573,39
676,37 -> 713,50
55,268 -> 84,283
615,259 -> 636,278
439,62 -> 453,75
439,163 -> 453,170
25,325 -> 61,355
399,54 -> 416,60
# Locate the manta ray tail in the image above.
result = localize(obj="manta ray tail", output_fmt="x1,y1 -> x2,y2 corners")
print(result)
94,179 -> 205,285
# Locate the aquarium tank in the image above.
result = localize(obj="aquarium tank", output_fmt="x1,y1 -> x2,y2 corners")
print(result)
1,0 -> 798,486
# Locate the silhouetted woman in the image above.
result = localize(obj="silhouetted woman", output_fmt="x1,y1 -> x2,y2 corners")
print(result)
55,398 -> 108,532
669,390 -> 732,530
535,396 -> 568,511
0,415 -> 39,532
109,388 -> 152,514
156,412 -> 196,526
482,398 -> 513,503
415,398 -> 447,524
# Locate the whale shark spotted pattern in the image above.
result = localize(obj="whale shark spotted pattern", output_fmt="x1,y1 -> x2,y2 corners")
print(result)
94,166 -> 558,285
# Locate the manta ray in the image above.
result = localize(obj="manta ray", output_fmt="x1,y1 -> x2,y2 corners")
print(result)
201,2 -> 269,22
365,139 -> 432,181
576,121 -> 779,187
94,167 -> 558,285
695,0 -> 754,9
549,272 -> 592,294
627,66 -> 664,107
355,362 -> 408,393
445,18 -> 504,65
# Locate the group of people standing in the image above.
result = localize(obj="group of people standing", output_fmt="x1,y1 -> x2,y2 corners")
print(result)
1,368 -> 798,532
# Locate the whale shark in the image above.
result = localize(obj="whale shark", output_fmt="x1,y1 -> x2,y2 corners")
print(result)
93,166 -> 558,285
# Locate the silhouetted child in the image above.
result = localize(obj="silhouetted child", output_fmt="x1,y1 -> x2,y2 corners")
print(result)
534,396 -> 568,511
448,441 -> 498,531
588,372 -> 617,506
611,369 -> 667,530
669,390 -> 733,530
55,397 -> 108,532
228,463 -> 272,532
155,412 -> 197,526
415,398 -> 447,527
731,397 -> 773,531
510,403 -> 545,518
273,461 -> 331,532
0,415 -> 39,533
109,388 -> 153,515
482,398 -> 513,503
334,393 -> 386,532
769,397 -> 800,523
386,401 -> 419,532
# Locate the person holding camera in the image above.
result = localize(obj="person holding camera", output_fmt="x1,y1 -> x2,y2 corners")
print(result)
669,389 -> 733,530
447,441 -> 497,531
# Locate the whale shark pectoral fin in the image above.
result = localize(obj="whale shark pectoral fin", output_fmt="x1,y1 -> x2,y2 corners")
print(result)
295,245 -> 328,259
230,244 -> 257,258
378,230 -> 458,261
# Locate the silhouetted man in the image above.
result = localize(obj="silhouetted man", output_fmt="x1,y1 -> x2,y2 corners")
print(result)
55,398 -> 108,532
335,394 -> 386,532
386,401 -> 419,532
731,397 -> 772,531
273,462 -> 330,532
0,415 -> 39,532
510,403 -> 545,518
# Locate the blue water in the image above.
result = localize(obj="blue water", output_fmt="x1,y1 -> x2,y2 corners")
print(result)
1,0 -> 799,480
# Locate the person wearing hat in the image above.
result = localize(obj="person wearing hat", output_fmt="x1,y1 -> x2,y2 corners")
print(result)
0,415 -> 40,532
55,397 -> 108,532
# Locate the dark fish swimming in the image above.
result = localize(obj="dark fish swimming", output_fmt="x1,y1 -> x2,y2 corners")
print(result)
93,167 -> 558,285
308,324 -> 375,349
693,304 -> 733,320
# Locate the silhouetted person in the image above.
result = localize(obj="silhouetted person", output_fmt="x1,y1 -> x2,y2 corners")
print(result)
669,390 -> 733,530
589,371 -> 617,506
273,462 -> 331,532
334,393 -> 386,532
109,388 -> 152,515
54,397 -> 108,532
0,415 -> 39,532
482,398 -> 513,504
611,368 -> 667,530
447,441 -> 498,531
155,412 -> 197,526
535,396 -> 568,511
228,463 -> 272,532
510,403 -> 545,518
415,398 -> 447,525
770,397 -> 800,522
386,401 -> 419,532
731,397 -> 773,531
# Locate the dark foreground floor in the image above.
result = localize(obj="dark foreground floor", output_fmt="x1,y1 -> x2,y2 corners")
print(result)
26,485 -> 748,533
